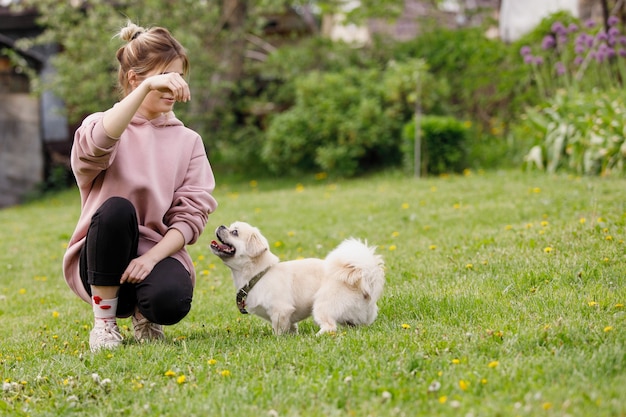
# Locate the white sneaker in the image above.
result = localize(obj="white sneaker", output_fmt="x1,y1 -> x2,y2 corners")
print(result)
89,321 -> 123,352
132,315 -> 165,343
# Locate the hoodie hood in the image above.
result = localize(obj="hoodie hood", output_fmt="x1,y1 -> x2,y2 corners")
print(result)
130,111 -> 184,128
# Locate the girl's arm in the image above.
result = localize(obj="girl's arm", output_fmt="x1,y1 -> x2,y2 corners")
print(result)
120,228 -> 186,284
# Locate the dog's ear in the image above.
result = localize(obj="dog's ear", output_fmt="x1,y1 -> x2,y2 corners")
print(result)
246,231 -> 268,258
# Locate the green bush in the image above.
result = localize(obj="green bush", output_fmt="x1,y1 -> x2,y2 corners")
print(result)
517,89 -> 626,176
262,68 -> 397,177
262,59 -> 446,177
391,26 -> 530,132
402,115 -> 469,175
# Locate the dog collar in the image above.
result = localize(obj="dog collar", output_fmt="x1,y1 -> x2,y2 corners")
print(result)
236,266 -> 271,314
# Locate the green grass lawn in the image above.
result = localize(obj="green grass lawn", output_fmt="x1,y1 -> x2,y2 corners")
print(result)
0,169 -> 624,416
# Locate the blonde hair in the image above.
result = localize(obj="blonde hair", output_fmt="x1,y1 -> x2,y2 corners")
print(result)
115,21 -> 189,96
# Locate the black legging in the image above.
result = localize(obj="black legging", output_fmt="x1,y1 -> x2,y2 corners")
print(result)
80,197 -> 193,325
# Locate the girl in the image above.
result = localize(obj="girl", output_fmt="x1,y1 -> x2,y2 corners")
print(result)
62,21 -> 218,351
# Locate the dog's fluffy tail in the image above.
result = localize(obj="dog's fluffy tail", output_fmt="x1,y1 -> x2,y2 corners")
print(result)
324,238 -> 385,300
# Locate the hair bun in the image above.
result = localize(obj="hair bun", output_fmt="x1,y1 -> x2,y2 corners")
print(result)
119,22 -> 146,42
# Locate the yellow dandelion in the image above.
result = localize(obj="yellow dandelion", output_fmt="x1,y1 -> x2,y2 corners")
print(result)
463,169 -> 471,176
295,184 -> 304,193
543,403 -> 552,410
220,370 -> 231,377
481,378 -> 488,385
606,235 -> 613,241
274,241 -> 283,248
19,288 -> 26,294
451,359 -> 460,365
430,186 -> 437,192
438,396 -> 447,404
287,231 -> 295,237
525,223 -> 533,229
200,270 -> 209,276
579,217 -> 586,224
208,359 -> 217,365
488,361 -> 499,368
603,257 -> 610,262
197,255 -> 205,261
532,187 -> 541,193
389,245 -> 397,251
401,323 -> 411,329
401,203 -> 409,209
453,203 -> 461,209
315,172 -> 327,180
249,180 -> 258,188
603,326 -> 613,332
505,225 -> 513,231
52,311 -> 59,318
588,301 -> 598,307
597,217 -> 605,223
429,245 -> 437,250
176,375 -> 186,384
615,303 -> 624,309
465,263 -> 473,270
541,221 -> 549,227
391,231 -> 400,238
254,207 -> 262,213
544,247 -> 553,253
164,370 -> 176,377
459,380 -> 469,391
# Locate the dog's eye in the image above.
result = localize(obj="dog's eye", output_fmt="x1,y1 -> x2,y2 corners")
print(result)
231,229 -> 238,237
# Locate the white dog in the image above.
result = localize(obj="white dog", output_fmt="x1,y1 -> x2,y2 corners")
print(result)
210,221 -> 385,335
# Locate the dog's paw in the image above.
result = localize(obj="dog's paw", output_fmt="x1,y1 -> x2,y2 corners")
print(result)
316,326 -> 337,336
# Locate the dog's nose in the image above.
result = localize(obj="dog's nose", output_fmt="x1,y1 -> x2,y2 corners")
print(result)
216,225 -> 227,233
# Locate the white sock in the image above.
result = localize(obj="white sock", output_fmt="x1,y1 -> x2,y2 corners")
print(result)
92,296 -> 118,326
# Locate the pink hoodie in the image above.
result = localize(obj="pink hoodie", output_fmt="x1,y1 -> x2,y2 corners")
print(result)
62,109 -> 218,304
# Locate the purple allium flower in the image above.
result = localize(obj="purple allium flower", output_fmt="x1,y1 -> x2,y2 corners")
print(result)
608,16 -> 620,26
523,54 -> 534,64
620,36 -> 626,46
575,44 -> 586,54
597,31 -> 609,42
551,21 -> 567,35
568,23 -> 579,33
542,35 -> 556,50
596,50 -> 606,62
534,56 -> 544,65
555,62 -> 566,76
585,19 -> 596,28
609,27 -> 621,37
520,46 -> 532,56
575,33 -> 588,45
574,56 -> 584,65
619,49 -> 626,58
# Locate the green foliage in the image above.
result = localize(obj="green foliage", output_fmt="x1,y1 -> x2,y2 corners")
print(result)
517,89 -> 626,176
262,59 -> 445,177
402,115 -> 469,175
391,26 -> 529,131
18,0 -> 221,123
